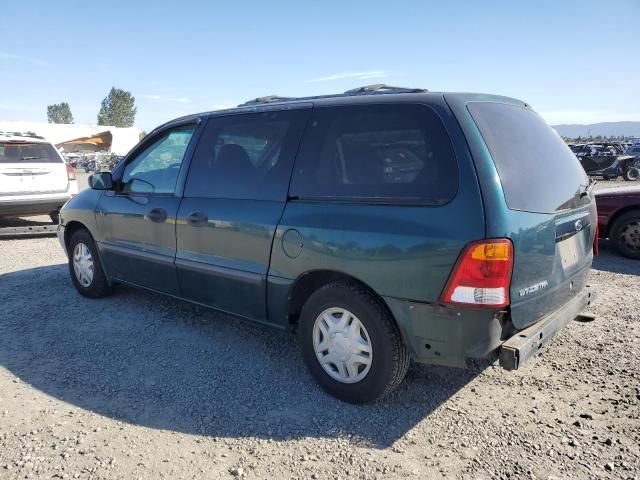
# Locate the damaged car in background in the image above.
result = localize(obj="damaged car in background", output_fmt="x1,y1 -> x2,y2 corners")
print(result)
571,143 -> 640,181
596,185 -> 640,259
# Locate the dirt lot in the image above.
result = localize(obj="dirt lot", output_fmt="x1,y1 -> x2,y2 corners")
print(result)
0,181 -> 638,480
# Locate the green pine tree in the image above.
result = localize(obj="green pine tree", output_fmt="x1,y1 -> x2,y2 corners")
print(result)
97,87 -> 137,127
47,102 -> 74,124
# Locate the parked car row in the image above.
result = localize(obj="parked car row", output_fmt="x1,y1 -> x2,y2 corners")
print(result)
570,142 -> 640,181
63,152 -> 122,173
0,129 -> 127,225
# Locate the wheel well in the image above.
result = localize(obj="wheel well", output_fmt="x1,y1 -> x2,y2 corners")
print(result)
287,270 -> 383,326
605,206 -> 640,237
63,221 -> 87,249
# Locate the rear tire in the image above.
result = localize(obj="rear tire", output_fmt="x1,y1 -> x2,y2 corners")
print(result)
49,211 -> 60,224
298,282 -> 410,403
611,210 -> 640,260
68,228 -> 111,297
624,167 -> 639,181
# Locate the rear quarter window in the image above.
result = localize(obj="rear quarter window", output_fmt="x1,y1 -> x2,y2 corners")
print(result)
468,102 -> 588,214
290,104 -> 458,204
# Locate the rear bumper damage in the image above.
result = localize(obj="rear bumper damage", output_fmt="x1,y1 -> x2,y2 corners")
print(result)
499,286 -> 596,370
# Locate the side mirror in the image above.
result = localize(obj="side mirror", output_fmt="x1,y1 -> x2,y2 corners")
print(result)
88,172 -> 113,190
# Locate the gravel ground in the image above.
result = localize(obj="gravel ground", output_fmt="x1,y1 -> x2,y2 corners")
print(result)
0,180 -> 638,480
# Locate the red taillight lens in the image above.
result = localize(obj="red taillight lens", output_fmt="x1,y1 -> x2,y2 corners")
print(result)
66,163 -> 76,181
441,239 -> 513,308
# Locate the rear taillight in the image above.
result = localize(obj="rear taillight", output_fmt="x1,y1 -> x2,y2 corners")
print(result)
441,239 -> 513,308
66,163 -> 76,181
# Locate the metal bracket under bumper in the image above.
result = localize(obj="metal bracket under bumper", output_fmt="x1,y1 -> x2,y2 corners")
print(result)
499,286 -> 597,370
0,224 -> 58,238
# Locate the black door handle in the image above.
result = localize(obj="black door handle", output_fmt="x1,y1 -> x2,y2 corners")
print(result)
147,208 -> 167,223
187,211 -> 208,226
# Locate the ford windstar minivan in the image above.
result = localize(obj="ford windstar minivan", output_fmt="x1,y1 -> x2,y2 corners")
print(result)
58,85 -> 597,403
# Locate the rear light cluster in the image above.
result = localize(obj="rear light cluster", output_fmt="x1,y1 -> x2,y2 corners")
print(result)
441,239 -> 513,308
66,163 -> 76,181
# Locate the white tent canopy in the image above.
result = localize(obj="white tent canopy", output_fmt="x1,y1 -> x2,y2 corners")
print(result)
0,121 -> 140,155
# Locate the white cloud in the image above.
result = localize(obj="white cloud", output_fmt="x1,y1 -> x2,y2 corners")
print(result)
0,51 -> 48,67
540,109 -> 640,125
141,94 -> 191,104
308,70 -> 390,83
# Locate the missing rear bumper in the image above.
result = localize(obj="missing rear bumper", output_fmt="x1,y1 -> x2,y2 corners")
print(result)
499,286 -> 596,370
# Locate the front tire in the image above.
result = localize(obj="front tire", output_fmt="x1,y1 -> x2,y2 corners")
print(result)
298,282 -> 410,403
68,228 -> 111,297
611,210 -> 640,260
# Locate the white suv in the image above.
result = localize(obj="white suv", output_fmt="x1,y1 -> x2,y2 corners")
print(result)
0,132 -> 78,223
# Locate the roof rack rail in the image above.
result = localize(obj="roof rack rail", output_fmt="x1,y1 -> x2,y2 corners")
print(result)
0,131 -> 45,140
238,95 -> 296,107
344,84 -> 428,94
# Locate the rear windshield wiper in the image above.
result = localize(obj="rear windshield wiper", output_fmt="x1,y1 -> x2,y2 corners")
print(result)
20,156 -> 47,160
580,179 -> 596,198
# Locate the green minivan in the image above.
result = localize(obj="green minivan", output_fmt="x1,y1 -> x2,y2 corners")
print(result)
58,85 -> 597,403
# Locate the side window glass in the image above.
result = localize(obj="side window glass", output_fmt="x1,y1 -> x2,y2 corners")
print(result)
290,104 -> 458,203
185,110 -> 309,201
121,126 -> 195,194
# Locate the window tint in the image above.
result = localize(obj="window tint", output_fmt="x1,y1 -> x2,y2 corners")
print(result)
185,109 -> 309,200
289,104 -> 458,203
121,126 -> 195,194
468,102 -> 588,213
0,142 -> 62,164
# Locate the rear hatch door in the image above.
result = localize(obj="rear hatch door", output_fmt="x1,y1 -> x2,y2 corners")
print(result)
0,142 -> 68,195
466,101 -> 596,329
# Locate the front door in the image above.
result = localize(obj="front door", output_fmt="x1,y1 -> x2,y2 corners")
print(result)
175,108 -> 310,323
96,124 -> 197,295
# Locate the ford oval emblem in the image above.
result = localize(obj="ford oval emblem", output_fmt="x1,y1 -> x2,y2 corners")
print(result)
574,219 -> 584,232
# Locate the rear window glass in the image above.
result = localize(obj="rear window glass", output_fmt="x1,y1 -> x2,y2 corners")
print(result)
468,102 -> 588,213
290,104 -> 458,204
0,142 -> 62,163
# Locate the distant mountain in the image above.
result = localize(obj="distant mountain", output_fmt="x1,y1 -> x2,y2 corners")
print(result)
552,121 -> 640,138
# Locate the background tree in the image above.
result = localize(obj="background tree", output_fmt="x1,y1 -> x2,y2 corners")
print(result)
97,87 -> 137,127
47,102 -> 74,124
